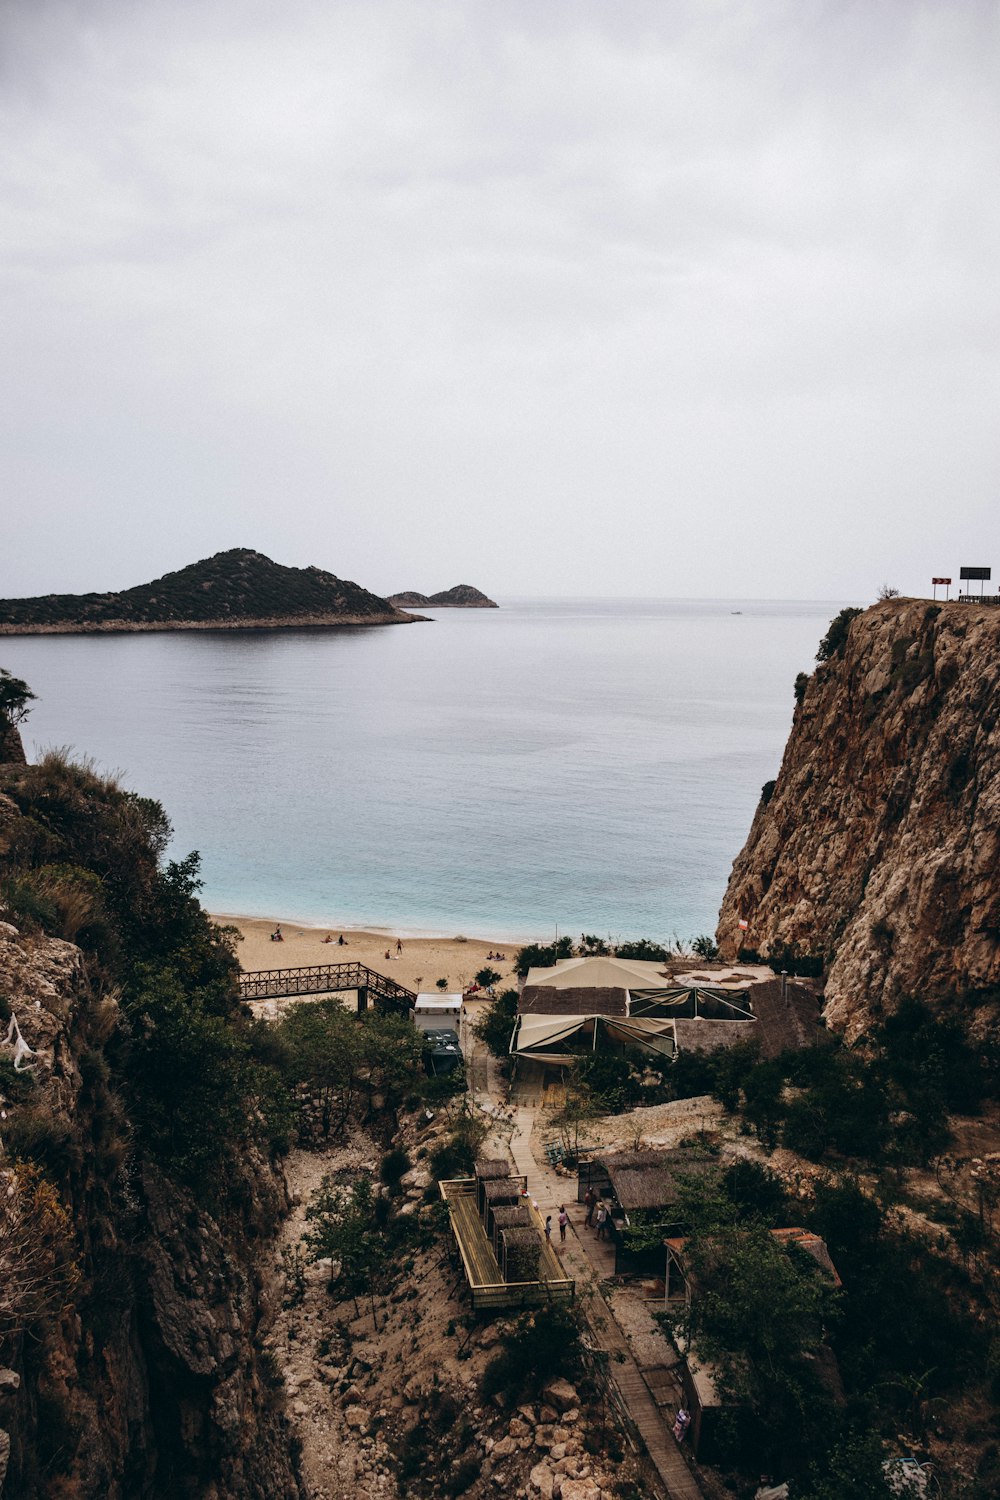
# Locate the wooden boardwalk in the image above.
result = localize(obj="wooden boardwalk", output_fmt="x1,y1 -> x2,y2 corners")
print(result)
440,1179 -> 575,1311
508,1109 -> 704,1500
239,961 -> 415,1015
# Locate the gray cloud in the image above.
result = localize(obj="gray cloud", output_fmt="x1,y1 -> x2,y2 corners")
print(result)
2,0 -> 998,599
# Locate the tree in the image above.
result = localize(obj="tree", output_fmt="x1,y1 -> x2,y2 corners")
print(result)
277,999 -> 363,1137
692,934 -> 719,959
0,668 -> 35,725
669,1196 -> 840,1472
121,964 -> 290,1192
575,1051 -> 641,1114
514,937 -> 573,978
615,938 -> 667,961
877,583 -> 901,601
796,1432 -> 894,1499
473,987 -> 518,1059
304,1175 -> 390,1327
554,1078 -> 601,1162
578,933 -> 610,955
474,966 -> 502,990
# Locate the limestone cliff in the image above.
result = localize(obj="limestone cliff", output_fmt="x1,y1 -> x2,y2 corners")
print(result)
717,599 -> 1000,1038
0,917 -> 301,1500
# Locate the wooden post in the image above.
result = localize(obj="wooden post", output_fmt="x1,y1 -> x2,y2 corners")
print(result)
357,986 -> 368,1013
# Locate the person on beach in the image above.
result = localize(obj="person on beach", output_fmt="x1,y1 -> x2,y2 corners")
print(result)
271,925 -> 283,942
558,1206 -> 569,1242
338,934 -> 345,945
322,934 -> 333,944
584,1187 -> 596,1227
384,948 -> 391,961
396,938 -> 403,954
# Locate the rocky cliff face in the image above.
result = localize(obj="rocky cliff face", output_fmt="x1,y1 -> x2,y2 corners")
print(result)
0,915 -> 302,1500
717,599 -> 1000,1038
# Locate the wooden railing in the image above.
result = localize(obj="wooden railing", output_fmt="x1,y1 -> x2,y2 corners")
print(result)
440,1178 -> 575,1309
239,961 -> 416,1015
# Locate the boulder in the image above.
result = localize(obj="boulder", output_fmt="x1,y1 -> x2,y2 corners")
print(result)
542,1378 -> 579,1413
529,1460 -> 556,1499
344,1405 -> 369,1432
560,1478 -> 601,1500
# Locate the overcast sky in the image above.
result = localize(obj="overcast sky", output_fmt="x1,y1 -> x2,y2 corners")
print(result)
3,0 -> 998,601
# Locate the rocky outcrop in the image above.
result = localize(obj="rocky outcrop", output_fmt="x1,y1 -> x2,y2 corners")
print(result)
0,922 -> 301,1499
0,726 -> 25,765
717,599 -> 1000,1038
388,584 -> 498,608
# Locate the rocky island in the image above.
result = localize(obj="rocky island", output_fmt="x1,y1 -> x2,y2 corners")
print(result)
387,584 -> 498,609
0,548 -> 423,634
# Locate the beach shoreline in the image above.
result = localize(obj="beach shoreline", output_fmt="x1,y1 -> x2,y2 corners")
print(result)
210,912 -> 526,995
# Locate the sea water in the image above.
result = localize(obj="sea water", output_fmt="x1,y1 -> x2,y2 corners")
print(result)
1,599 -> 846,940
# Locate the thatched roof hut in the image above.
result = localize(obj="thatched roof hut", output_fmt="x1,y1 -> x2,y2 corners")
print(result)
491,1204 -> 532,1253
475,1158 -> 512,1213
501,1226 -> 541,1283
483,1177 -> 522,1233
589,1149 -> 716,1214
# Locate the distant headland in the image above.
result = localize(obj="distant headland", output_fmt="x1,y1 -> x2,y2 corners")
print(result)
387,584 -> 498,609
0,549 -> 426,634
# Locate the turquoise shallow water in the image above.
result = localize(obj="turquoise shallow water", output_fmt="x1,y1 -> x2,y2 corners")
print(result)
1,598 -> 845,940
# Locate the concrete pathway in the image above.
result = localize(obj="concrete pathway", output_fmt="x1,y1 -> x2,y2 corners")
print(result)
509,1107 -> 703,1500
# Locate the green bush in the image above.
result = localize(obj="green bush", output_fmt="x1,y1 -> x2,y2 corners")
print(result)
514,937 -> 573,977
0,1054 -> 36,1105
380,1148 -> 412,1188
816,607 -> 863,663
615,938 -> 668,961
472,988 -> 518,1059
480,1306 -> 583,1403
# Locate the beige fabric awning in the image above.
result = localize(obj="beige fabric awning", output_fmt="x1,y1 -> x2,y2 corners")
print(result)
511,1013 -> 676,1063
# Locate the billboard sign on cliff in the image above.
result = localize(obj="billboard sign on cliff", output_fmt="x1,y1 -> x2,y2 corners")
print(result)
960,566 -> 991,580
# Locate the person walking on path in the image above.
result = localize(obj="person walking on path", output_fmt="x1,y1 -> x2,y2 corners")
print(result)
545,1215 -> 552,1242
584,1187 -> 596,1227
595,1204 -> 608,1240
558,1205 -> 569,1243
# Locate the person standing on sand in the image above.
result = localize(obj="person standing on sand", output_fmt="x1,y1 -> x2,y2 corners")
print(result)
558,1206 -> 569,1242
396,938 -> 403,954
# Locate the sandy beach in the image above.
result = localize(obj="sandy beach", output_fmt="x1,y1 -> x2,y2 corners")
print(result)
211,914 -> 523,995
